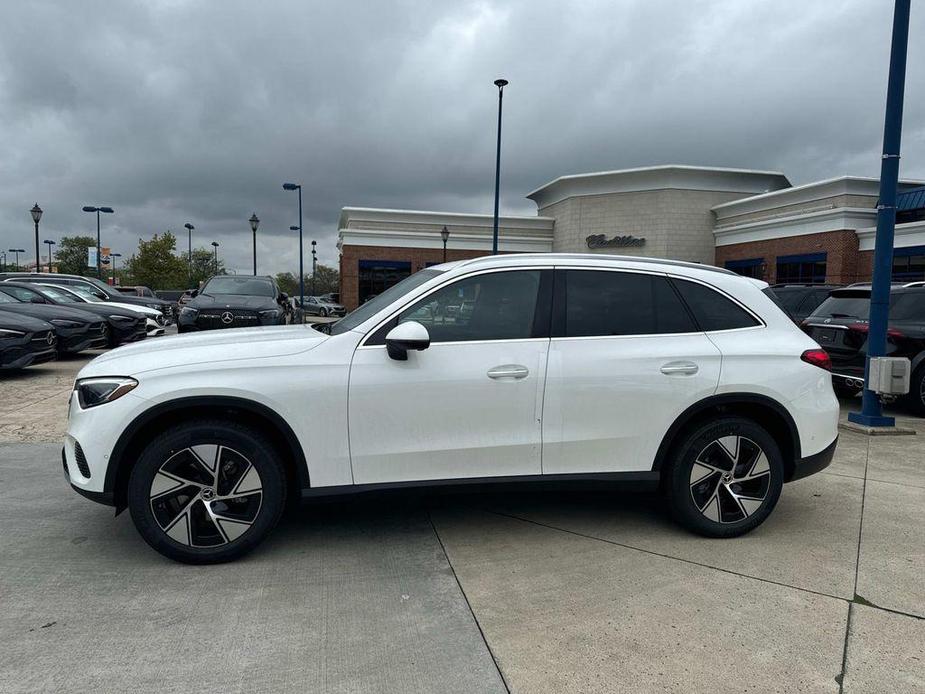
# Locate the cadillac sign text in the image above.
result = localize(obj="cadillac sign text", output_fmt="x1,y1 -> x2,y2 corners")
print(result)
586,234 -> 646,249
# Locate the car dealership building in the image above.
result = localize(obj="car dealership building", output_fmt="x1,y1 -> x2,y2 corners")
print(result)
338,165 -> 925,309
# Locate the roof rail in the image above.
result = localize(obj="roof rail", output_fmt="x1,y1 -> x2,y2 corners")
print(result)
455,253 -> 737,276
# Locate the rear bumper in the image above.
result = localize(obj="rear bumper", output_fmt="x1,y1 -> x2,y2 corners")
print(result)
789,436 -> 838,481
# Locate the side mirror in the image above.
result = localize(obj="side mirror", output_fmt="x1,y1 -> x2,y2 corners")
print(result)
190,289 -> 199,298
385,321 -> 430,361
279,292 -> 288,302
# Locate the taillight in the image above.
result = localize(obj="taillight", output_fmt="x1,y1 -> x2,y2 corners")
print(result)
848,322 -> 904,339
801,349 -> 832,371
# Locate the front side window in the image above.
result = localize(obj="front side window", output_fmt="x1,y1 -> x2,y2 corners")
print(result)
397,270 -> 542,343
0,286 -> 39,302
564,271 -> 696,337
671,279 -> 760,331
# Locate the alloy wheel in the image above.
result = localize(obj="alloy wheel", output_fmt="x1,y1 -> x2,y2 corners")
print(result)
149,444 -> 263,547
689,435 -> 771,524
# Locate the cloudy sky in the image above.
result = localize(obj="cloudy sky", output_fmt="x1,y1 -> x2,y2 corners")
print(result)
1,0 -> 923,276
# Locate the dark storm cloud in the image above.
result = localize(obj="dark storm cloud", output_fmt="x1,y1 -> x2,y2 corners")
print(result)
1,0 -> 923,275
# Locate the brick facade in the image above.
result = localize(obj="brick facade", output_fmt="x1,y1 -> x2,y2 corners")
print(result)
339,245 -> 498,310
714,230 -> 867,284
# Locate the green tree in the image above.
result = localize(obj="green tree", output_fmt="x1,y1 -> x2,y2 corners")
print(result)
274,272 -> 298,295
54,235 -> 98,276
124,232 -> 187,290
307,264 -> 339,296
190,247 -> 226,286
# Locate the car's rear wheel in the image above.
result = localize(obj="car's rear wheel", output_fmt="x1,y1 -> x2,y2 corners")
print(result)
904,364 -> 925,417
128,420 -> 286,563
665,417 -> 784,538
320,308 -> 328,317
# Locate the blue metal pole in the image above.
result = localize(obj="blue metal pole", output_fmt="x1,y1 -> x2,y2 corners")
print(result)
492,80 -> 507,255
298,186 -> 304,324
848,0 -> 911,428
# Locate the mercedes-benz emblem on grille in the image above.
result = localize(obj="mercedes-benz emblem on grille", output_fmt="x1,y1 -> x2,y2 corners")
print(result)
46,332 -> 55,346
221,311 -> 235,324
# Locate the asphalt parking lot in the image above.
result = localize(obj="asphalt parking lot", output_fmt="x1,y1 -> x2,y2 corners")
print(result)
1,349 -> 923,693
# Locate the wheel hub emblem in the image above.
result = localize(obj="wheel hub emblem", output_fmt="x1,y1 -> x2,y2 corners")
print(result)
201,487 -> 215,501
220,311 -> 234,324
722,473 -> 732,483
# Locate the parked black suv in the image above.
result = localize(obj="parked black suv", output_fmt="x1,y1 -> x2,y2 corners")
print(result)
178,275 -> 290,332
0,273 -> 176,322
0,310 -> 57,370
802,286 -> 925,414
767,284 -> 841,323
0,282 -> 146,347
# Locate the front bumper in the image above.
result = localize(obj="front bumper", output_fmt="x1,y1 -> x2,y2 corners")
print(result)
789,436 -> 838,481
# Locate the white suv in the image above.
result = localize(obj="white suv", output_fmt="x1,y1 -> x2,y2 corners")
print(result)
64,254 -> 839,563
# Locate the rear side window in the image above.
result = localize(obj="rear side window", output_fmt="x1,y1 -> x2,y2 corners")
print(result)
564,271 -> 696,337
672,279 -> 760,331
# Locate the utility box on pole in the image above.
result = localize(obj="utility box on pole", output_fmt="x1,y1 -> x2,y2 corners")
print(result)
868,357 -> 911,395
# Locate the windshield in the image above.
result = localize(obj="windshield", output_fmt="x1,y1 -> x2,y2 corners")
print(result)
202,276 -> 275,297
66,285 -> 103,302
0,292 -> 19,303
37,285 -> 74,302
812,294 -> 871,319
330,269 -> 444,335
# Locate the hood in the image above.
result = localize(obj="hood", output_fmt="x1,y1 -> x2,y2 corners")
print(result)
0,302 -> 100,323
56,302 -> 141,319
0,309 -> 53,332
190,293 -> 278,310
80,323 -> 327,377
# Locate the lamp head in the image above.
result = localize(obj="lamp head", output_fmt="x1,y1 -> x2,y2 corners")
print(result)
494,78 -> 508,88
31,203 -> 43,223
289,225 -> 299,231
249,213 -> 260,232
184,223 -> 194,231
282,183 -> 300,191
441,225 -> 450,243
82,206 -> 97,213
99,207 -> 114,214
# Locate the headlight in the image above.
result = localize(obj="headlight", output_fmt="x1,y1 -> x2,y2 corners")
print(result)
0,328 -> 26,338
147,303 -> 161,310
109,315 -> 134,321
75,377 -> 138,409
180,307 -> 198,319
259,309 -> 281,319
51,319 -> 81,328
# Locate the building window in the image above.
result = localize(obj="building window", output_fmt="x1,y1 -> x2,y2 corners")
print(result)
724,258 -> 765,279
358,260 -> 411,305
892,246 -> 925,281
776,253 -> 827,284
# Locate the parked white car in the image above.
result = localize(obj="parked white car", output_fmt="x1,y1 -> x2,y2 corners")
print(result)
36,283 -> 166,337
64,254 -> 839,563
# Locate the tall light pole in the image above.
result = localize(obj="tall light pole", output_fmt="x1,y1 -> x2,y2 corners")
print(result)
491,78 -> 508,255
249,213 -> 260,275
43,239 -> 56,273
283,183 -> 304,322
0,252 -> 6,272
9,248 -> 25,270
848,0 -> 912,429
311,240 -> 317,297
211,241 -> 219,275
30,204 -> 43,271
82,205 -> 114,279
184,223 -> 195,286
441,225 -> 450,263
110,252 -> 122,285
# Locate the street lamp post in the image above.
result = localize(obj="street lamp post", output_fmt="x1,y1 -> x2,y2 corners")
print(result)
848,0 -> 912,428
30,204 -> 43,271
249,213 -> 260,275
491,78 -> 508,255
441,225 -> 450,263
211,241 -> 219,275
311,240 -> 317,297
0,251 -> 6,272
43,239 -> 56,273
9,248 -> 25,270
283,183 -> 304,322
82,206 -> 114,278
183,223 -> 195,286
110,252 -> 122,285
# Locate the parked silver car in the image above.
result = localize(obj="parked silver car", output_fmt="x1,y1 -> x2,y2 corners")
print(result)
302,295 -> 346,317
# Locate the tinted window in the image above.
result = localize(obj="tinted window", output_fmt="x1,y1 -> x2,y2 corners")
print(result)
812,293 -> 871,319
773,289 -> 807,312
332,268 -> 443,335
0,286 -> 40,301
399,270 -> 541,342
888,293 -> 925,321
565,271 -> 696,337
672,279 -> 760,331
202,277 -> 275,297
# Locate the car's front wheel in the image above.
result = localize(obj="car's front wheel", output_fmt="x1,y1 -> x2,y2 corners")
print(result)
904,364 -> 925,417
665,417 -> 784,538
128,420 -> 287,563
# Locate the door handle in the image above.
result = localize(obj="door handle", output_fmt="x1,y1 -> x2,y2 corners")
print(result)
487,364 -> 529,380
660,361 -> 699,375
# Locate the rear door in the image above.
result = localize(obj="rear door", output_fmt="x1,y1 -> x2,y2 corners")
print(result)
542,269 -> 722,474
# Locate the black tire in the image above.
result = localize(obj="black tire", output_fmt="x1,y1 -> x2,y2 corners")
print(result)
320,308 -> 327,317
665,417 -> 784,538
903,364 -> 925,417
128,419 -> 287,564
833,381 -> 862,399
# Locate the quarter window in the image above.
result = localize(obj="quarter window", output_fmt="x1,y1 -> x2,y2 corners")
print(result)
397,270 -> 542,343
564,271 -> 696,337
672,279 -> 760,331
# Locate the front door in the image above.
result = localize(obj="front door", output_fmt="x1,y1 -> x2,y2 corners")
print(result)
542,269 -> 722,474
348,268 -> 551,485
